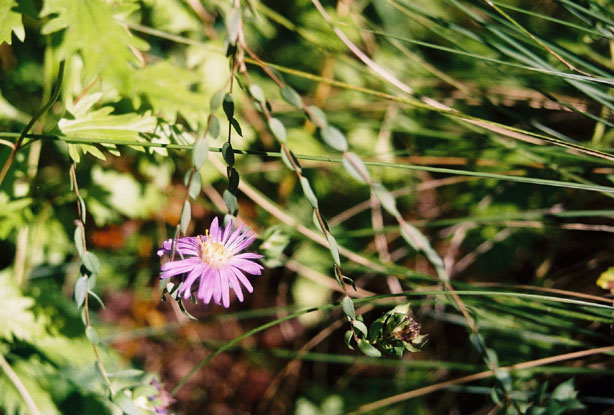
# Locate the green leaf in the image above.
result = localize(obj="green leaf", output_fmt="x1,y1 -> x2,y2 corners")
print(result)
307,105 -> 327,127
222,142 -> 235,166
372,183 -> 400,217
0,273 -> 44,342
280,85 -> 303,108
320,125 -> 348,152
299,177 -> 319,208
192,138 -> 209,169
210,90 -> 224,112
226,7 -> 241,45
209,115 -> 220,138
341,296 -> 355,320
0,0 -> 25,45
250,84 -> 266,103
74,276 -> 88,308
82,252 -> 101,275
342,152 -> 370,183
352,320 -> 368,338
180,201 -> 191,234
85,326 -> 99,345
112,390 -> 141,415
41,0 -> 148,90
268,117 -> 286,143
223,190 -> 238,216
231,118 -> 243,136
78,196 -> 86,224
0,357 -> 60,415
229,168 -> 240,193
74,226 -> 84,257
326,233 -> 341,266
281,148 -> 301,172
357,339 -> 382,357
88,290 -> 105,309
344,330 -> 354,350
189,171 -> 202,199
223,93 -> 234,121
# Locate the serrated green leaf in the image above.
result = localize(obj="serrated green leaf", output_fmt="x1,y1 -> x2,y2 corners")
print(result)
372,183 -> 400,217
41,0 -> 148,90
342,152 -> 370,183
85,326 -> 99,345
82,252 -> 101,275
0,357 -> 60,415
320,125 -> 348,152
0,0 -> 25,45
74,276 -> 88,308
223,190 -> 238,216
268,117 -> 286,143
250,84 -> 265,103
223,93 -> 234,121
341,296 -> 355,320
180,201 -> 191,234
209,115 -> 220,138
0,274 -> 43,342
192,138 -> 209,169
222,142 -> 235,166
280,85 -> 303,108
299,177 -> 319,208
357,339 -> 382,357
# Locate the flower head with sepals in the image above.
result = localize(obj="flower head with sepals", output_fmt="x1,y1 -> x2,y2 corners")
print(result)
158,217 -> 263,307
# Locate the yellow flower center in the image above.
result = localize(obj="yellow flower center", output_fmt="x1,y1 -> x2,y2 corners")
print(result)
199,233 -> 231,268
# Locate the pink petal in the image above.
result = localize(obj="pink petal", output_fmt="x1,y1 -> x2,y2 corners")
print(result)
227,271 -> 244,302
225,224 -> 246,247
230,258 -> 263,275
222,219 -> 233,244
220,269 -> 231,308
234,253 -> 264,260
197,267 -> 213,300
212,269 -> 222,305
230,266 -> 253,293
201,270 -> 216,304
160,257 -> 202,279
210,217 -> 221,241
179,265 -> 205,299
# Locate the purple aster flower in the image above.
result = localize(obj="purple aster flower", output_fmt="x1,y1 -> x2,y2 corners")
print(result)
158,217 -> 264,307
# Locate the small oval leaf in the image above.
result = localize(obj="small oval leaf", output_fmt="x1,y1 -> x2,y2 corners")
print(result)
189,171 -> 202,199
74,226 -> 84,257
192,138 -> 209,169
342,152 -> 370,183
223,189 -> 238,216
222,142 -> 235,166
249,84 -> 266,103
299,177 -> 318,208
320,125 -> 348,152
231,118 -> 243,136
82,252 -> 100,275
358,339 -> 382,357
209,115 -> 220,138
372,183 -> 400,217
307,105 -> 327,127
341,296 -> 355,320
74,276 -> 88,308
352,320 -> 368,337
268,118 -> 286,143
85,326 -> 99,345
223,93 -> 234,121
327,233 -> 341,266
226,7 -> 241,45
280,85 -> 303,108
210,91 -> 223,111
180,201 -> 191,234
